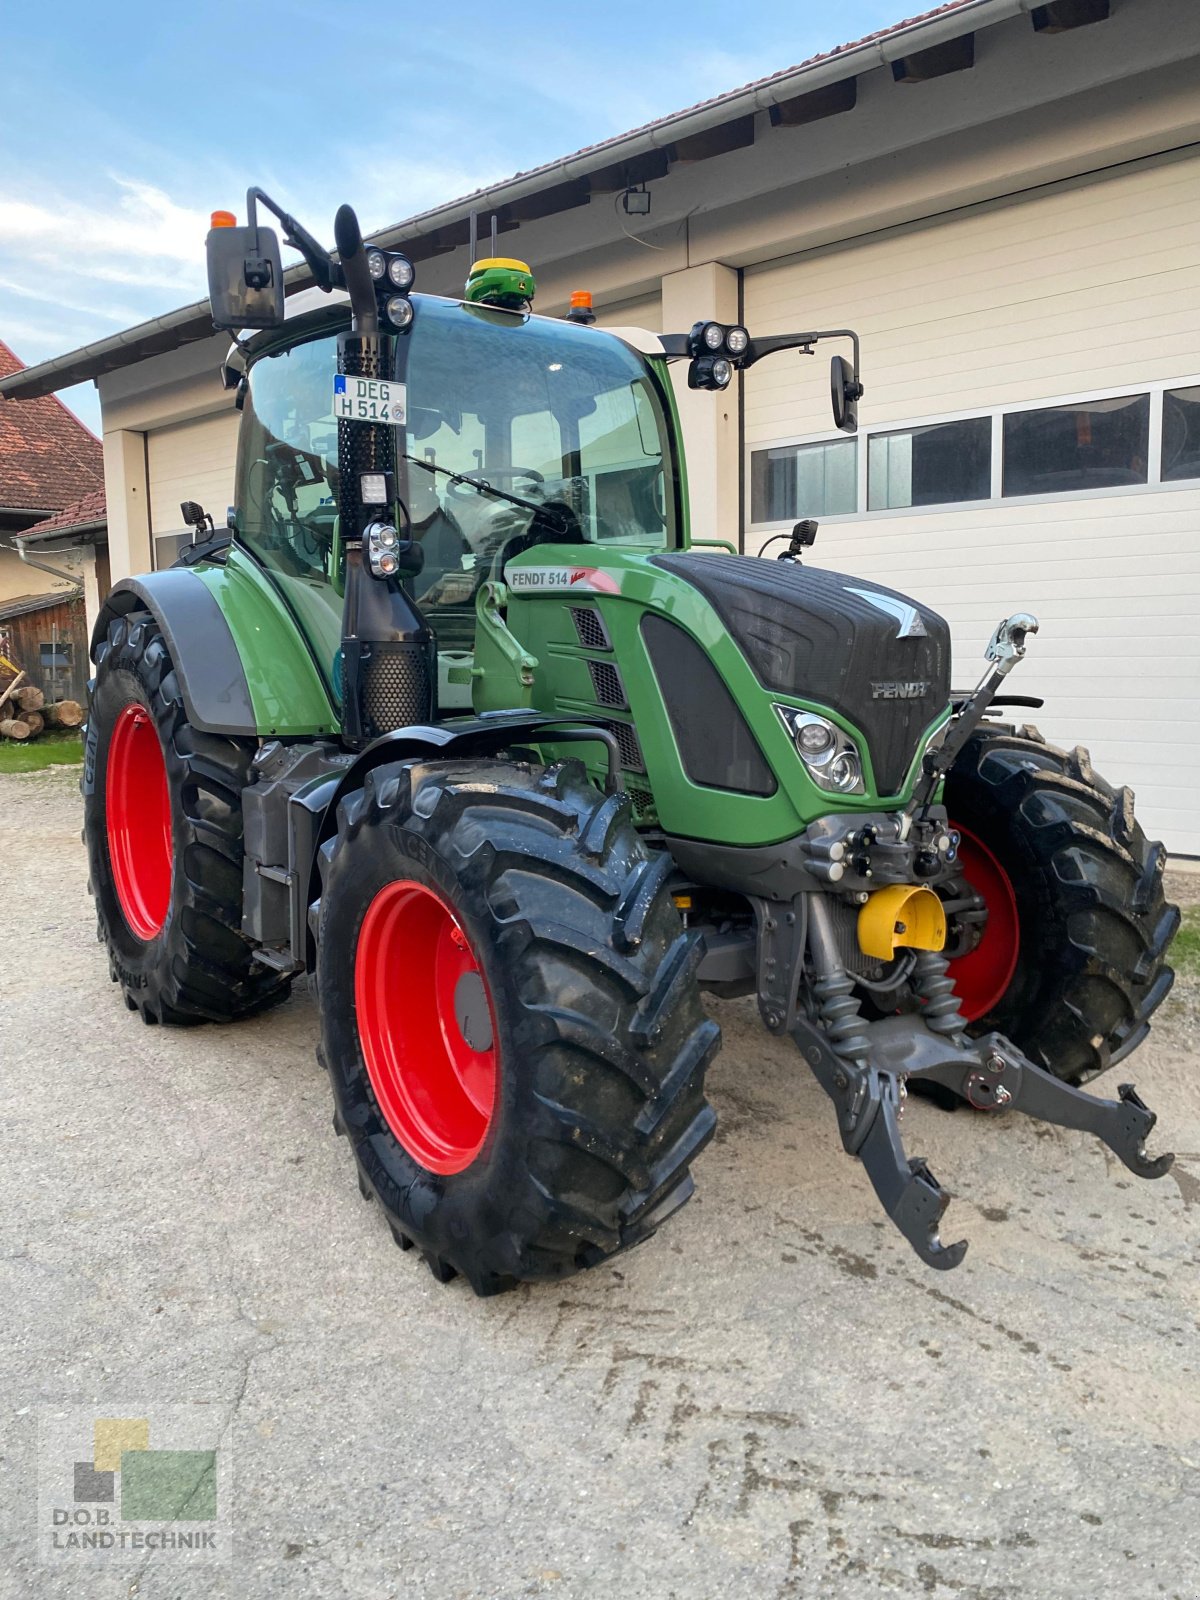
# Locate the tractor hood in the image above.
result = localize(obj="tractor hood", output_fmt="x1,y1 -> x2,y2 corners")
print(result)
651,552 -> 951,795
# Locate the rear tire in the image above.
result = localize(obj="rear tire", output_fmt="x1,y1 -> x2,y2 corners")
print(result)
315,757 -> 719,1294
942,724 -> 1178,1084
84,608 -> 290,1024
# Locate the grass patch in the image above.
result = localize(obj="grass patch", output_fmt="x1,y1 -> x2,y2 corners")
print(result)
0,729 -> 84,774
1174,906 -> 1200,983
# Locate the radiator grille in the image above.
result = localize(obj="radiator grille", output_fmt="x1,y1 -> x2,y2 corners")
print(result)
605,719 -> 645,773
571,607 -> 611,650
587,659 -> 627,708
623,779 -> 657,821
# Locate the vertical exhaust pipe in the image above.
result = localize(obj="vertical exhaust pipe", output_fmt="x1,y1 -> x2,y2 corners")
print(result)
333,205 -> 435,748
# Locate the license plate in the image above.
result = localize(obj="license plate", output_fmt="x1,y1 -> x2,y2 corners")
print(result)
332,374 -> 406,425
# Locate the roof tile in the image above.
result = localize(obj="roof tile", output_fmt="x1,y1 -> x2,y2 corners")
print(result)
0,341 -> 103,512
18,486 -> 107,540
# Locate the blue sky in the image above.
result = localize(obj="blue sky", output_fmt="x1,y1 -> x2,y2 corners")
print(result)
0,0 -> 903,433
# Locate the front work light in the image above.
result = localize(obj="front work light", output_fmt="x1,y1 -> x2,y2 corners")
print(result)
367,249 -> 387,280
688,355 -> 733,390
386,295 -> 414,330
387,255 -> 415,290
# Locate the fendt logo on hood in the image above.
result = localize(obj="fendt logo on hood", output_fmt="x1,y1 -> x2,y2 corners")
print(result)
871,681 -> 929,699
845,587 -> 928,639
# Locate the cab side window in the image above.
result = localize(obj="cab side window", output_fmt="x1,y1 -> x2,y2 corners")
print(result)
237,337 -> 341,582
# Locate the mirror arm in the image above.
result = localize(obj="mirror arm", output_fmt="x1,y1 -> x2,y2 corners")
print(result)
742,328 -> 861,371
246,186 -> 340,293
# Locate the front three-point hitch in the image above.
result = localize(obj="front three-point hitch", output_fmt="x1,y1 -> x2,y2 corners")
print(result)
779,613 -> 1174,1269
795,1005 -> 1173,1270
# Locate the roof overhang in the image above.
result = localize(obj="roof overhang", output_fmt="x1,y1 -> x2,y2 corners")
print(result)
14,518 -> 106,547
0,0 -> 1037,403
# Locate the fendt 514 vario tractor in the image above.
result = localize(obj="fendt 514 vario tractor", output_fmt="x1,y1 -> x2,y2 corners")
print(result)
83,193 -> 1179,1291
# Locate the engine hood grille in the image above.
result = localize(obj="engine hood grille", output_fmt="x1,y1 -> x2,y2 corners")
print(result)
651,553 -> 951,796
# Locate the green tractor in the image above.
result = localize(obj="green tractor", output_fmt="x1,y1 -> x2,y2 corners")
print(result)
84,192 -> 1179,1291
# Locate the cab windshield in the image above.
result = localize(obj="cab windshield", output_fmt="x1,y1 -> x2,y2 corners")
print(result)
399,296 -> 678,562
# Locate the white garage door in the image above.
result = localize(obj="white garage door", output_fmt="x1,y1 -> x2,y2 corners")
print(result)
594,292 -> 661,334
742,151 -> 1200,856
147,411 -> 240,567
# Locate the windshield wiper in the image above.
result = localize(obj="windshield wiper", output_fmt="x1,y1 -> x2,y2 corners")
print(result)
400,454 -> 568,531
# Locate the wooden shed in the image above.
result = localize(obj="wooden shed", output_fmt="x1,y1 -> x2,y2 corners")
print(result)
0,591 -> 89,705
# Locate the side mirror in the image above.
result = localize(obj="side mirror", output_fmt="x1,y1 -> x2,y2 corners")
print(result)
206,223 -> 285,331
831,354 -> 863,434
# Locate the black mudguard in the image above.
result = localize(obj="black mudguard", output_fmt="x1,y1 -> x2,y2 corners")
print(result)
90,572 -> 257,737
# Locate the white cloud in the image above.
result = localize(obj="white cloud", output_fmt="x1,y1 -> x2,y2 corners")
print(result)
0,176 -> 208,277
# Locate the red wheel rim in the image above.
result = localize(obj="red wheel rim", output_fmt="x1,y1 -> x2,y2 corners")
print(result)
354,881 -> 498,1175
946,824 -> 1020,1022
106,703 -> 173,941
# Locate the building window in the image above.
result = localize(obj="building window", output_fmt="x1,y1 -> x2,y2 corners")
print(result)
39,638 -> 73,700
1002,393 -> 1150,497
1161,386 -> 1200,482
867,417 -> 991,510
750,439 -> 856,524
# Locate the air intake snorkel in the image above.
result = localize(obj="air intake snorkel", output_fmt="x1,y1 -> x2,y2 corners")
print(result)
333,204 -> 435,749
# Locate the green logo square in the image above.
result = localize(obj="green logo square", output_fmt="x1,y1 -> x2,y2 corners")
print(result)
119,1450 -> 217,1521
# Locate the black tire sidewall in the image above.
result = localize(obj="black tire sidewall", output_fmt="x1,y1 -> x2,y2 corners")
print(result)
943,727 -> 1175,1079
943,762 -> 1050,1039
319,808 -> 543,1259
85,609 -> 287,1024
85,648 -> 183,990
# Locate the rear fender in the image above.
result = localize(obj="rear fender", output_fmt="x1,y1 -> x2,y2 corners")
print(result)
92,572 -> 259,737
92,554 -> 338,738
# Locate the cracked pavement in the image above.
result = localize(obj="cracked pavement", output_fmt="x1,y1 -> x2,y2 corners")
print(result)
1,767 -> 1198,1599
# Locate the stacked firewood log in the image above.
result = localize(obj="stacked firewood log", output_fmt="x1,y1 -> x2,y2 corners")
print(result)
0,672 -> 83,741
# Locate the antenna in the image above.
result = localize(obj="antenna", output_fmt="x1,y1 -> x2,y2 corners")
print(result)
469,209 -> 478,263
491,213 -> 497,255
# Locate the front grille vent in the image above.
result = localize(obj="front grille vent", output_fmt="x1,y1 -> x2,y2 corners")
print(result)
587,659 -> 627,708
623,780 -> 657,819
605,719 -> 645,773
571,607 -> 611,650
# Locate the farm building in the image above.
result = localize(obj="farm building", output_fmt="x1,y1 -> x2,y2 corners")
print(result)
1,0 -> 1197,851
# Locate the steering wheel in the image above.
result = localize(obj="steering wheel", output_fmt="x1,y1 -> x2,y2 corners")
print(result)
447,466 -> 545,503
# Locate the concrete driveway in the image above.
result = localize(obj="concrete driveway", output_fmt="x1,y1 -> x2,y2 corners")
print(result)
2,766 -> 1198,1600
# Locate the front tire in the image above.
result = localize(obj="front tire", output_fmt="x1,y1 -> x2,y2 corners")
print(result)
942,724 -> 1178,1083
316,757 -> 719,1295
84,608 -> 290,1024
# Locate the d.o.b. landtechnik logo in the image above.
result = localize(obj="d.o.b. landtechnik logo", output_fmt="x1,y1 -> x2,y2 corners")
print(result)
38,1408 -> 231,1565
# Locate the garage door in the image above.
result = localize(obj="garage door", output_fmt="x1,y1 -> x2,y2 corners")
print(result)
147,411 -> 240,568
741,152 -> 1200,856
594,292 -> 661,334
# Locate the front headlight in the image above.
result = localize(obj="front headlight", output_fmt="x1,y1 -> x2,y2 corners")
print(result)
776,707 -> 866,794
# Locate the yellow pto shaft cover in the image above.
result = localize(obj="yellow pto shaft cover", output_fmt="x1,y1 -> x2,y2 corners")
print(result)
857,884 -> 947,963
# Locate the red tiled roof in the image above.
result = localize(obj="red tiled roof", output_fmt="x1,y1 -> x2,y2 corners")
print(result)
18,486 -> 106,540
0,341 -> 103,513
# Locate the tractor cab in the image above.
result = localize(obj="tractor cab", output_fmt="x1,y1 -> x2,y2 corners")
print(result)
230,295 -> 682,713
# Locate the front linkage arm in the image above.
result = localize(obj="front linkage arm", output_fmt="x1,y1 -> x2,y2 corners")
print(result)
794,1017 -> 969,1269
795,1014 -> 1172,1270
